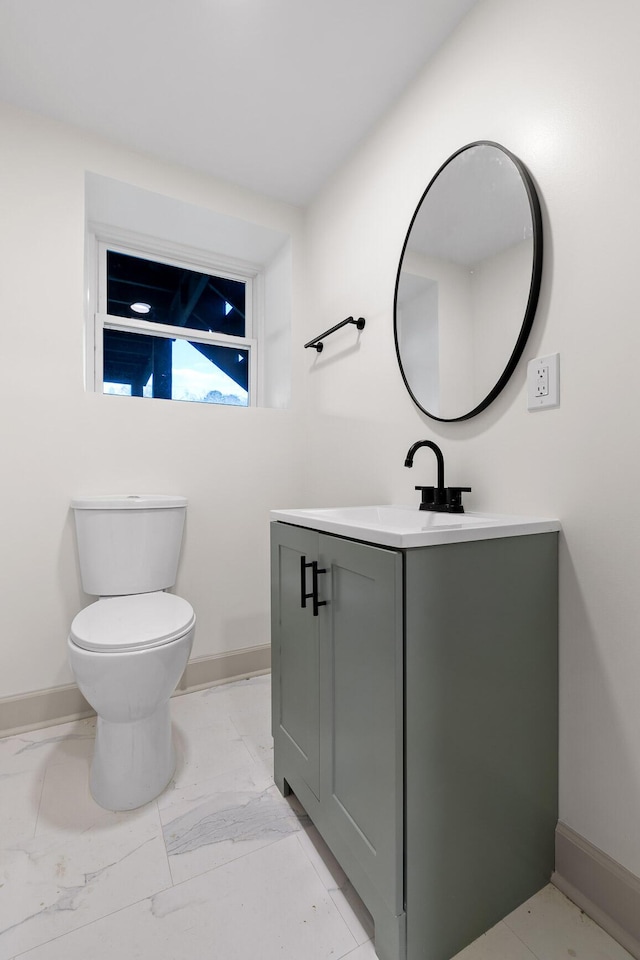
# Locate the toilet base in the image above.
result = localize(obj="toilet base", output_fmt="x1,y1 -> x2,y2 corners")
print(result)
90,702 -> 176,811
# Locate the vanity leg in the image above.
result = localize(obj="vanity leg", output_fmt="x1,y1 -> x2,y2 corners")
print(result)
273,766 -> 291,797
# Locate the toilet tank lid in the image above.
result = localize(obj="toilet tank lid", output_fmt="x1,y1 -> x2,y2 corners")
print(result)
71,495 -> 187,510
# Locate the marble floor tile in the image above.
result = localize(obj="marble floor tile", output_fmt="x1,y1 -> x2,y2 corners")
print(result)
16,834 -> 361,960
293,822 -> 374,945
159,761 -> 309,885
34,752 -> 151,839
171,715 -> 256,789
168,687 -> 231,727
0,718 -> 99,850
1,675 -> 632,960
340,942 -> 380,960
206,673 -> 272,722
157,757 -> 273,815
0,767 -> 44,847
237,725 -> 274,772
296,819 -> 349,891
450,920 -> 537,960
170,674 -> 271,733
171,676 -> 274,778
0,804 -> 171,960
329,879 -> 375,946
504,883 -> 634,960
0,718 -> 95,777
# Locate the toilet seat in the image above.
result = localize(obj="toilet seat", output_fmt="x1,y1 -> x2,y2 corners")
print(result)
70,592 -> 196,653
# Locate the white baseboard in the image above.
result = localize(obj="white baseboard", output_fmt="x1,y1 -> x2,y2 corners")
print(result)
0,644 -> 271,736
553,821 -> 640,958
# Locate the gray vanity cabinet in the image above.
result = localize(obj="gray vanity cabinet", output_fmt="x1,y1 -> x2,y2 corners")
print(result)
271,520 -> 558,960
271,522 -> 405,960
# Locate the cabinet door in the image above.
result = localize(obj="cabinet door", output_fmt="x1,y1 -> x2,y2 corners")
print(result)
319,534 -> 404,918
271,523 -> 321,800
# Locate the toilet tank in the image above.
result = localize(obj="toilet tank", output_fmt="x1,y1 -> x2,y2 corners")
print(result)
71,495 -> 187,596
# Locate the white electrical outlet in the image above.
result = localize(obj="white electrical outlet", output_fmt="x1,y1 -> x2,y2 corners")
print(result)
527,353 -> 559,410
536,364 -> 549,397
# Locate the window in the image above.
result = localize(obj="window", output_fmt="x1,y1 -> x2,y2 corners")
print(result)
85,173 -> 294,410
92,239 -> 258,406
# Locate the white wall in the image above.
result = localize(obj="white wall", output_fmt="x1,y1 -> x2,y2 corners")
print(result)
0,101 -> 305,699
302,0 -> 640,880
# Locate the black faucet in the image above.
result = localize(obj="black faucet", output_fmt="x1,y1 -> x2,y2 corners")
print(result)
404,440 -> 471,513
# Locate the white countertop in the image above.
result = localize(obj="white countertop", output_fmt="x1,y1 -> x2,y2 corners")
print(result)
270,504 -> 561,549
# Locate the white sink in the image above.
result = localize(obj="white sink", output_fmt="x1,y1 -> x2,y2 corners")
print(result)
270,504 -> 560,548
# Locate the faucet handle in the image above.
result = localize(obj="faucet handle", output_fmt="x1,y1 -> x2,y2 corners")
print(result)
444,486 -> 472,513
414,485 -> 443,508
415,484 -> 471,513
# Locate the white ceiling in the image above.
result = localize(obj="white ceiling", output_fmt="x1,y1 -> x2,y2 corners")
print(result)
0,0 -> 479,206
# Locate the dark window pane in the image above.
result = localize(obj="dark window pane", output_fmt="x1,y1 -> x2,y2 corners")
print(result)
106,251 -> 246,338
103,330 -> 249,406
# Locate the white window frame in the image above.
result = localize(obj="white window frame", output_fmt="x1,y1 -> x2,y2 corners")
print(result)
86,224 -> 263,407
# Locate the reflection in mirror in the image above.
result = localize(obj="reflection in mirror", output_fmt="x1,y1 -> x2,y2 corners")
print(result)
394,142 -> 542,422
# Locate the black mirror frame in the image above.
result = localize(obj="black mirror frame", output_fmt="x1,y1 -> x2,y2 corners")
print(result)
393,140 -> 543,423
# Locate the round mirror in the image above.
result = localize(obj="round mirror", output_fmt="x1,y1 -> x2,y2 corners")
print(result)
394,141 -> 543,422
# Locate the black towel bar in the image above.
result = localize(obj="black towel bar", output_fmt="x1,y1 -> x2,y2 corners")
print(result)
304,316 -> 365,352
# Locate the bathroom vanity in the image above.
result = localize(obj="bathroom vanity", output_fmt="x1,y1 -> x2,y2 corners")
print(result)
271,506 -> 559,960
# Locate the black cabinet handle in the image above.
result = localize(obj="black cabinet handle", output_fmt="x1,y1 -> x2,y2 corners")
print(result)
300,555 -> 313,609
300,555 -> 326,617
312,564 -> 327,617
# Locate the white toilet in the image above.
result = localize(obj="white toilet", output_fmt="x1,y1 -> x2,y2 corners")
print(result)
68,494 -> 195,811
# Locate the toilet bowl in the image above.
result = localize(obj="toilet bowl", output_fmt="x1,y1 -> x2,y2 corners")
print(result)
69,592 -> 195,810
68,495 -> 195,811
